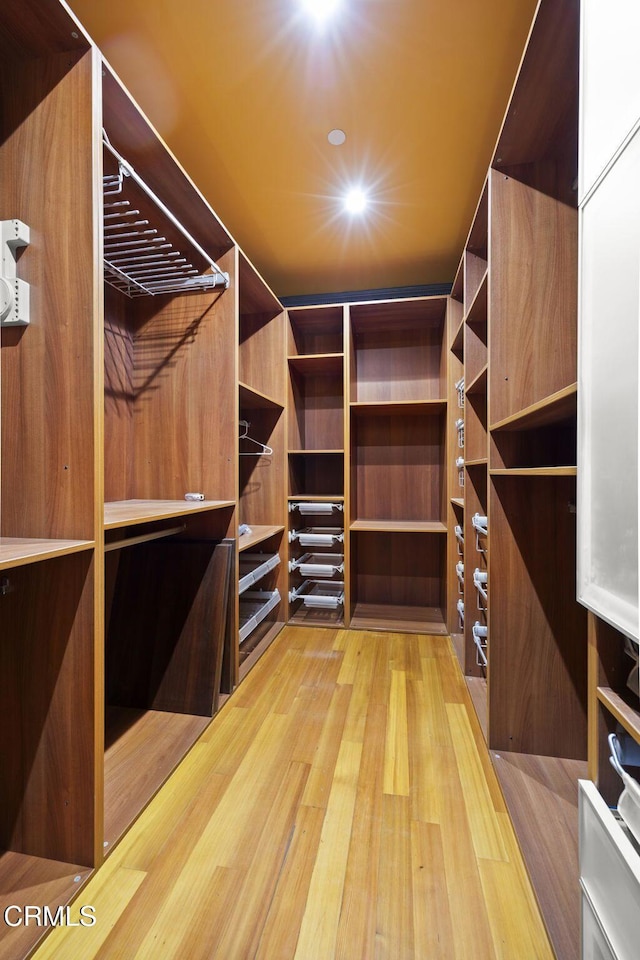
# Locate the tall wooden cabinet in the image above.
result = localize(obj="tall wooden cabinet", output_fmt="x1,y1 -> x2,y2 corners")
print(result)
445,2 -> 588,959
0,3 -> 282,957
0,10 -> 101,959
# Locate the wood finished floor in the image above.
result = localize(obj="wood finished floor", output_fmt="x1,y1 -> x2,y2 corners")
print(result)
34,627 -> 554,959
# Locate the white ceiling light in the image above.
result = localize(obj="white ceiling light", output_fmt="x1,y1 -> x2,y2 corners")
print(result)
344,188 -> 368,214
302,0 -> 341,23
328,129 -> 346,146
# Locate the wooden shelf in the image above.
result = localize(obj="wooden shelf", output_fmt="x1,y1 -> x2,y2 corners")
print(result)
491,751 -> 587,960
104,500 -> 234,530
0,851 -> 92,960
465,458 -> 488,467
466,364 -> 488,396
238,525 -> 285,552
349,602 -> 447,635
597,686 -> 640,744
450,498 -> 464,508
287,354 -> 343,375
490,466 -> 576,477
350,399 -> 446,416
490,383 -> 577,433
0,537 -> 94,570
104,706 -> 210,849
288,449 -> 344,455
464,269 -> 488,327
239,381 -> 284,411
288,609 -> 344,628
350,519 -> 447,533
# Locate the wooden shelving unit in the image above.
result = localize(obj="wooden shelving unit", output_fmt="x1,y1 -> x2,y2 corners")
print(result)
346,297 -> 448,632
238,525 -> 286,552
0,8 -> 102,957
286,306 -> 347,628
444,4 -> 586,959
238,252 -> 287,670
104,500 -> 235,529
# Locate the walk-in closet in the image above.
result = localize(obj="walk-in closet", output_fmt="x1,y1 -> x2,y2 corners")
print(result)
1,0 -> 638,958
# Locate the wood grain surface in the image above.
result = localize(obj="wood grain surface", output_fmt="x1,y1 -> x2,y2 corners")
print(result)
32,626 -> 554,960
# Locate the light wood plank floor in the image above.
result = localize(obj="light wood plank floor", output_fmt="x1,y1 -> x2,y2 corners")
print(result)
34,627 -> 554,959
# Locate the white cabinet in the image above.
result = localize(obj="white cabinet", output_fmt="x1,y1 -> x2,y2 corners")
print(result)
580,0 -> 640,199
579,780 -> 640,959
578,1 -> 640,642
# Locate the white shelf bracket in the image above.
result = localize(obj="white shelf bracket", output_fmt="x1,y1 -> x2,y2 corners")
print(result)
0,219 -> 30,327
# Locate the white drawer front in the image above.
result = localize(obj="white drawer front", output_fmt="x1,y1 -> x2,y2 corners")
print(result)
579,780 -> 640,960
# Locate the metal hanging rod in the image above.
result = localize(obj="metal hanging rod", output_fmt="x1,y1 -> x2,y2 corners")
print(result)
102,131 -> 229,297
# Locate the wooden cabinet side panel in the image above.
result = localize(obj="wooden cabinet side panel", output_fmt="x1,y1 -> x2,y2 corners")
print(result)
0,51 -> 98,540
489,170 -> 577,425
106,540 -> 232,716
130,248 -> 237,502
239,310 -> 286,406
488,476 -> 587,758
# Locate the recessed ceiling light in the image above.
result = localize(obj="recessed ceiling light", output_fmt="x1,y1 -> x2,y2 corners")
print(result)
302,0 -> 341,23
328,129 -> 346,146
344,188 -> 368,214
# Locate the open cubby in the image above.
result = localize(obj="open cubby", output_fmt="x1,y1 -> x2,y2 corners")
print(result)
489,169 -> 577,426
463,465 -> 488,681
351,410 -> 445,524
489,475 -> 587,757
288,305 -> 344,356
0,553 -> 97,866
349,531 -> 446,634
464,390 -> 487,464
463,183 -> 488,312
464,312 -> 487,388
288,364 -> 344,450
588,614 -> 640,805
238,253 -> 285,406
349,298 -> 447,402
491,418 -> 576,469
288,452 -> 344,497
104,260 -> 237,507
104,531 -> 233,843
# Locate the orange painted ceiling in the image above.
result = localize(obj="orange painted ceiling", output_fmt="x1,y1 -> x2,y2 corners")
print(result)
68,0 -> 538,299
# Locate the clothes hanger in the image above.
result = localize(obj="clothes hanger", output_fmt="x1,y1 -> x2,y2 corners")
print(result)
239,420 -> 273,456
